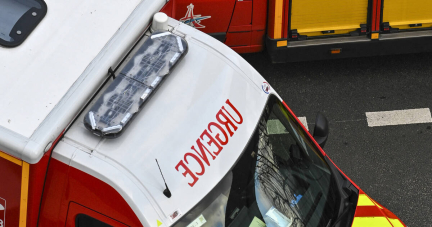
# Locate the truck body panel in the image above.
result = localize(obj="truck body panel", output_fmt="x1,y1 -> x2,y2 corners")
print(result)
172,0 -> 236,35
38,158 -> 143,227
175,0 -> 432,62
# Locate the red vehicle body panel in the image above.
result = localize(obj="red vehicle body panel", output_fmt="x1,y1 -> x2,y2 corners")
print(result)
163,0 -> 267,54
171,0 -> 236,34
26,133 -> 63,227
227,0 -> 267,53
230,1 -> 252,26
38,159 -> 142,227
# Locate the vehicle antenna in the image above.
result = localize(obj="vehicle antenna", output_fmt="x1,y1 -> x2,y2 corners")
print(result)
155,159 -> 172,198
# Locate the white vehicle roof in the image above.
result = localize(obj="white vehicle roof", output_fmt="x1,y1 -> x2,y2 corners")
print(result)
54,18 -> 277,227
0,0 -> 166,163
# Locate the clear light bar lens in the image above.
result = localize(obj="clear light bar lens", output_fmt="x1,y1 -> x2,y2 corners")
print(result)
84,31 -> 188,138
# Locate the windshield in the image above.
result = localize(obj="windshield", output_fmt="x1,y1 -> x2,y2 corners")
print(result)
174,96 -> 339,227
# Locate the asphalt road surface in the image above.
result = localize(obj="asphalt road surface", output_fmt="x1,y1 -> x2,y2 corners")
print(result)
243,51 -> 432,227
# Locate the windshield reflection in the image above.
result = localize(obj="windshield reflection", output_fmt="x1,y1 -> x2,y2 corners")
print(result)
252,98 -> 337,227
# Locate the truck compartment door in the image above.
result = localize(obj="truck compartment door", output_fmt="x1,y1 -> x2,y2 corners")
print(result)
382,0 -> 432,31
290,0 -> 369,37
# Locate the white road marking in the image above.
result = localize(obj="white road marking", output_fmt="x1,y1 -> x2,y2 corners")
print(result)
366,108 -> 432,127
298,117 -> 309,131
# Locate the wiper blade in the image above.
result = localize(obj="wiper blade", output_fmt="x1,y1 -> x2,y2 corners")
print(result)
329,203 -> 354,227
324,156 -> 359,227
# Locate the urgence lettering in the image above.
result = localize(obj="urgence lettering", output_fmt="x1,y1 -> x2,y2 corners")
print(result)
201,129 -> 223,156
175,160 -> 199,187
175,99 -> 243,187
208,122 -> 228,145
224,99 -> 243,124
216,110 -> 237,137
184,153 -> 205,176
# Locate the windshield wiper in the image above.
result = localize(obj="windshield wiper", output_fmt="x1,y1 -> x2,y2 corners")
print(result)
324,156 -> 359,227
329,202 -> 354,227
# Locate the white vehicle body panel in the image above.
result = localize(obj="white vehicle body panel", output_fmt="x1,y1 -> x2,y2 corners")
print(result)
54,18 -> 280,227
0,0 -> 166,163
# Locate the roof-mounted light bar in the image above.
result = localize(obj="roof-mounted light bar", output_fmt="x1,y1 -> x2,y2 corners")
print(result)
84,31 -> 188,138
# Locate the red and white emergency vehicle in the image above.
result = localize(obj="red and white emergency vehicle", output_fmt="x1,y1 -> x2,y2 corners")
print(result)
0,0 -> 406,227
159,0 -> 432,62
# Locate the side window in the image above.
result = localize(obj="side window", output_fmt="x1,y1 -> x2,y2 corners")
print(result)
76,214 -> 112,227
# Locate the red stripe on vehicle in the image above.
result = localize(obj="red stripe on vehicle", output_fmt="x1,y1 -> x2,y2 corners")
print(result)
354,206 -> 385,217
375,0 -> 382,31
371,0 -> 378,31
282,0 -> 289,38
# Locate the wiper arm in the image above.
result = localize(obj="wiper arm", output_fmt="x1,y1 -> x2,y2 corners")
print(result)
324,156 -> 359,227
329,202 -> 354,227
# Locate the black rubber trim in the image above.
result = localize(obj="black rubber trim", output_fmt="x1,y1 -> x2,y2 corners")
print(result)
379,0 -> 384,31
75,214 -> 112,227
0,0 -> 47,47
209,32 -> 227,42
266,34 -> 432,63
